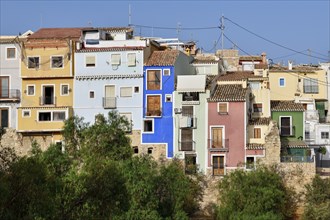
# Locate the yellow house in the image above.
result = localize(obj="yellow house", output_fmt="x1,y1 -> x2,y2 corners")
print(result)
17,28 -> 81,147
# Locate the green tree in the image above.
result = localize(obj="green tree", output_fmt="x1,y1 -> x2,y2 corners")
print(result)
303,175 -> 330,220
216,166 -> 296,220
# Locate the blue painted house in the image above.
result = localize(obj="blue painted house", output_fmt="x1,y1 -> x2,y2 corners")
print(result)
142,50 -> 194,158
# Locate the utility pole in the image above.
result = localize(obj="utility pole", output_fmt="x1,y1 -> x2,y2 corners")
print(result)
128,4 -> 131,26
177,22 -> 181,50
220,15 -> 225,57
308,48 -> 311,64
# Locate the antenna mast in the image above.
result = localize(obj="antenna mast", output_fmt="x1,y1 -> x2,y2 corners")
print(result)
220,15 -> 225,51
128,4 -> 131,26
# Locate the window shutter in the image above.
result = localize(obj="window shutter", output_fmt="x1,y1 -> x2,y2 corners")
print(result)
120,87 -> 132,97
218,103 -> 227,113
86,56 -> 95,66
127,53 -> 136,66
254,128 -> 261,138
111,54 -> 121,65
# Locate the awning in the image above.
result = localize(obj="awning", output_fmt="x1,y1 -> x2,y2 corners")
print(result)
177,75 -> 206,93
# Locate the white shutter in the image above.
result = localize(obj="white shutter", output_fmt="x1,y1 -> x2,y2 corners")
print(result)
111,54 -> 121,65
127,53 -> 136,66
120,87 -> 132,97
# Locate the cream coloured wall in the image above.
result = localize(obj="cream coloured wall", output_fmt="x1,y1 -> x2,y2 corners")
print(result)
247,124 -> 268,144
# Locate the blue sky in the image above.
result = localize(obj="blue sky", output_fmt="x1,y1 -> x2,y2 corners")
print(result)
1,0 -> 329,64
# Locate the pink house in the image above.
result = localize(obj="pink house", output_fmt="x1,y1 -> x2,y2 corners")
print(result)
207,84 -> 249,175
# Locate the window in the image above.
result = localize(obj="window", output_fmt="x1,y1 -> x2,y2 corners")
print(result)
305,131 -> 311,139
111,54 -> 121,65
143,119 -> 153,132
89,91 -> 95,98
213,156 -> 225,176
61,85 -> 69,96
303,78 -> 319,94
279,78 -> 285,87
86,55 -> 95,67
119,112 -> 132,132
0,108 -> 9,128
280,116 -> 292,136
321,132 -> 329,139
254,128 -> 261,139
27,85 -> 35,96
120,87 -> 132,97
6,48 -> 16,59
53,111 -> 66,121
246,157 -> 255,169
180,129 -> 193,151
182,92 -> 199,101
146,95 -> 161,116
165,94 -> 172,102
28,57 -> 40,69
39,112 -> 51,121
22,110 -> 31,117
147,147 -> 153,154
147,70 -> 161,90
134,86 -> 139,93
127,53 -> 136,66
185,155 -> 197,174
163,69 -> 170,76
0,76 -> 9,98
249,82 -> 261,90
133,146 -> 139,154
218,103 -> 228,114
51,56 -> 63,68
253,103 -> 262,113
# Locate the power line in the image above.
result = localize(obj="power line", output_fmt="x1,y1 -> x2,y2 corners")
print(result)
271,50 -> 309,60
224,16 -> 328,61
130,24 -> 219,31
223,33 -> 252,56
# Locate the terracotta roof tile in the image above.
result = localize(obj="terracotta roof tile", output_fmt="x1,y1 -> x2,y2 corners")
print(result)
246,143 -> 265,150
249,117 -> 271,125
146,50 -> 180,66
217,71 -> 260,81
28,28 -> 82,39
192,56 -> 218,64
254,64 -> 268,69
76,47 -> 144,53
239,56 -> 262,62
282,140 -> 308,148
271,101 -> 305,112
208,84 -> 247,102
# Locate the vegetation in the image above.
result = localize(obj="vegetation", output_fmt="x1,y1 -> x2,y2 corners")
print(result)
0,112 -> 203,220
303,175 -> 330,220
215,166 -> 296,220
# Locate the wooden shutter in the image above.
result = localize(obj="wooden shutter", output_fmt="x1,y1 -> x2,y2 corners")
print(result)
147,95 -> 160,116
218,103 -> 227,114
212,127 -> 223,148
254,128 -> 261,138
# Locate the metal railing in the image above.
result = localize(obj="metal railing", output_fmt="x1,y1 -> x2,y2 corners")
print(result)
0,89 -> 20,100
39,96 -> 56,105
208,139 -> 229,151
303,86 -> 319,94
280,126 -> 295,137
145,108 -> 162,117
103,97 -> 116,109
281,156 -> 314,163
179,141 -> 195,151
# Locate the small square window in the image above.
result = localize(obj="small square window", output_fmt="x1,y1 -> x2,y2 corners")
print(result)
218,103 -> 228,114
253,103 -> 263,113
27,85 -> 35,96
133,146 -> 139,154
165,94 -> 172,102
89,91 -> 95,98
143,119 -> 153,132
22,110 -> 30,117
28,57 -> 40,69
147,147 -> 153,154
246,157 -> 255,169
321,132 -> 329,139
86,56 -> 95,67
163,69 -> 170,76
7,48 -> 16,59
279,78 -> 285,87
111,54 -> 121,66
51,56 -> 63,68
61,85 -> 69,96
134,86 -> 139,93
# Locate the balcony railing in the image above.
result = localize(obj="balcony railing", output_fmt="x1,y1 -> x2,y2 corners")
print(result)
103,97 -> 116,109
281,156 -> 314,163
145,108 -> 162,117
303,86 -> 319,94
179,141 -> 195,151
0,89 -> 20,101
39,96 -> 56,105
179,116 -> 197,128
280,126 -> 295,137
208,139 -> 229,151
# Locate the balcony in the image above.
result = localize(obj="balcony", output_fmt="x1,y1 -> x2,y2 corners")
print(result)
281,156 -> 314,163
305,110 -> 319,121
0,89 -> 20,102
179,141 -> 195,151
103,97 -> 116,109
208,139 -> 229,152
145,109 -> 162,117
179,116 -> 197,128
280,126 -> 295,137
303,86 -> 319,94
40,96 -> 56,105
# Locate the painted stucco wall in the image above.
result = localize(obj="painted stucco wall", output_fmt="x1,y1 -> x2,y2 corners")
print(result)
247,124 -> 269,144
251,86 -> 271,118
208,101 -> 246,168
142,66 -> 175,158
271,111 -> 304,141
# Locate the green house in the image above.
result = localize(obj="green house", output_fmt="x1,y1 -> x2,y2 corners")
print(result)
271,101 -> 311,162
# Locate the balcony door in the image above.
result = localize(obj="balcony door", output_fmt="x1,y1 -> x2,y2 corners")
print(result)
0,108 -> 9,128
146,95 -> 161,116
104,85 -> 116,108
0,76 -> 9,98
42,86 -> 54,105
211,127 -> 223,148
280,116 -> 291,136
213,155 -> 225,175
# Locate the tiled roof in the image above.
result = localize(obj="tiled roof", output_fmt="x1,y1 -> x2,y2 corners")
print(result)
97,27 -> 133,32
0,39 -> 15,44
217,71 -> 261,81
254,64 -> 268,69
208,84 -> 247,102
269,65 -> 321,73
249,117 -> 271,125
271,101 -> 305,112
76,47 -> 144,53
246,143 -> 265,150
282,140 -> 308,148
28,28 -> 82,39
76,74 -> 143,80
239,56 -> 262,62
146,50 -> 180,66
192,56 -> 218,64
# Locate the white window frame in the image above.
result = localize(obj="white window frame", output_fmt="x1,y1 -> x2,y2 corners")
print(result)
111,53 -> 121,66
211,154 -> 226,176
50,55 -> 64,69
321,132 -> 329,139
37,110 -> 67,122
279,116 -> 292,136
246,156 -> 256,170
217,102 -> 229,114
52,111 -> 67,121
37,111 -> 52,122
142,118 -> 154,133
27,56 -> 40,69
120,86 -> 133,97
163,68 -> 171,76
165,94 -> 172,102
279,77 -> 285,87
60,84 -> 69,96
146,69 -> 162,90
6,47 -> 16,60
145,94 -> 162,118
26,84 -> 35,96
85,54 -> 96,67
22,110 -> 31,118
134,86 -> 140,94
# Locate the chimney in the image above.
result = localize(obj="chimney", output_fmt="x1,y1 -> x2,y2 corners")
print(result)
288,60 -> 293,70
261,52 -> 267,64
